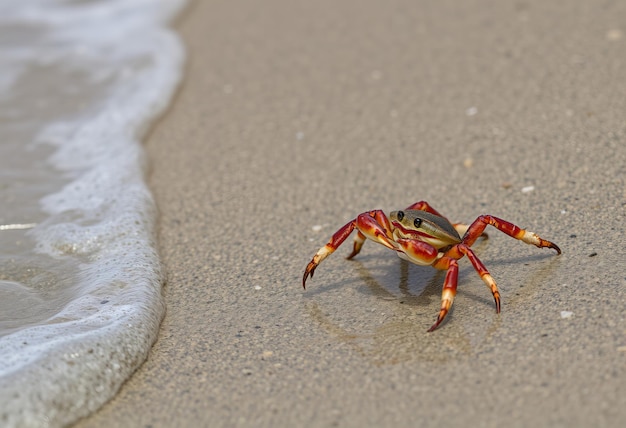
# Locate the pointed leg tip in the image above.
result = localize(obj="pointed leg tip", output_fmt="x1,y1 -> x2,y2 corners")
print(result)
303,260 -> 319,289
427,315 -> 445,332
302,269 -> 312,289
543,240 -> 561,254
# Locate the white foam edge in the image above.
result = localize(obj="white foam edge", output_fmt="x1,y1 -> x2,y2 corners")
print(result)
0,1 -> 187,426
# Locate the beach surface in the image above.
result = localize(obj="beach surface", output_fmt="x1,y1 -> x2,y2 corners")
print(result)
77,0 -> 625,426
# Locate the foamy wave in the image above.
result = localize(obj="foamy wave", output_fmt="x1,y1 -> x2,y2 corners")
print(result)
0,0 -> 187,426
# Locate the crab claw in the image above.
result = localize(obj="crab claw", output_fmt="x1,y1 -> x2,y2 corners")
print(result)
355,213 -> 396,251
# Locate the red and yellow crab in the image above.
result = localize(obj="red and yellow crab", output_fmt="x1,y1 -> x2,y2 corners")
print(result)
303,201 -> 561,331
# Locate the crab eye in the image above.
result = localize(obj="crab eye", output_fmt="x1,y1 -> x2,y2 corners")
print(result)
397,211 -> 404,221
414,218 -> 422,228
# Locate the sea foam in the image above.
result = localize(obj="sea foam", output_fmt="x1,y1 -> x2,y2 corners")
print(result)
0,0 -> 186,426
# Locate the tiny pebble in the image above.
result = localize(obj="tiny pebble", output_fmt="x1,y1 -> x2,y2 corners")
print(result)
254,285 -> 262,290
463,158 -> 473,168
560,311 -> 573,319
606,29 -> 623,41
312,225 -> 323,232
466,106 -> 478,116
588,252 -> 597,257
521,185 -> 535,193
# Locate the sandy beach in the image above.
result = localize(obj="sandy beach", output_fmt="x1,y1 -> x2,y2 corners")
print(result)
77,0 -> 625,426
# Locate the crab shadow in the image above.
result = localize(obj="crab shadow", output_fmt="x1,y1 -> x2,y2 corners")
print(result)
351,254 -> 445,306
302,244 -> 562,365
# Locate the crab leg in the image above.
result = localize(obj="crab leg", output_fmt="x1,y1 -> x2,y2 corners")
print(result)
404,200 -> 446,218
428,257 -> 459,332
452,223 -> 487,239
455,244 -> 501,313
461,215 -> 561,253
347,211 -> 396,258
346,231 -> 366,260
303,210 -> 395,288
303,220 -> 355,288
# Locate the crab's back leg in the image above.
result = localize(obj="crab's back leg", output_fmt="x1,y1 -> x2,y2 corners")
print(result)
346,231 -> 366,260
428,256 -> 459,332
461,215 -> 561,253
404,200 -> 446,218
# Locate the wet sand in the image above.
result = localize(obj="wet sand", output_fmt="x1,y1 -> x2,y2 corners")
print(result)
77,0 -> 625,426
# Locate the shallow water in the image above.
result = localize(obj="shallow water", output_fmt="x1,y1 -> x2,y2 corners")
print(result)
0,1 -> 186,426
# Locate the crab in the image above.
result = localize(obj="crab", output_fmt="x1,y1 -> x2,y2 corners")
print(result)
303,201 -> 561,331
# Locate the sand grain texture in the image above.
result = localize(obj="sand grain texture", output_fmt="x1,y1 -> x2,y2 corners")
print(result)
77,0 -> 625,427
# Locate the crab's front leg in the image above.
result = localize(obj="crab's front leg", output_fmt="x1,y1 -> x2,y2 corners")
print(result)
429,246 -> 500,332
428,256 -> 460,332
458,244 -> 501,312
346,209 -> 395,259
303,210 -> 396,288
